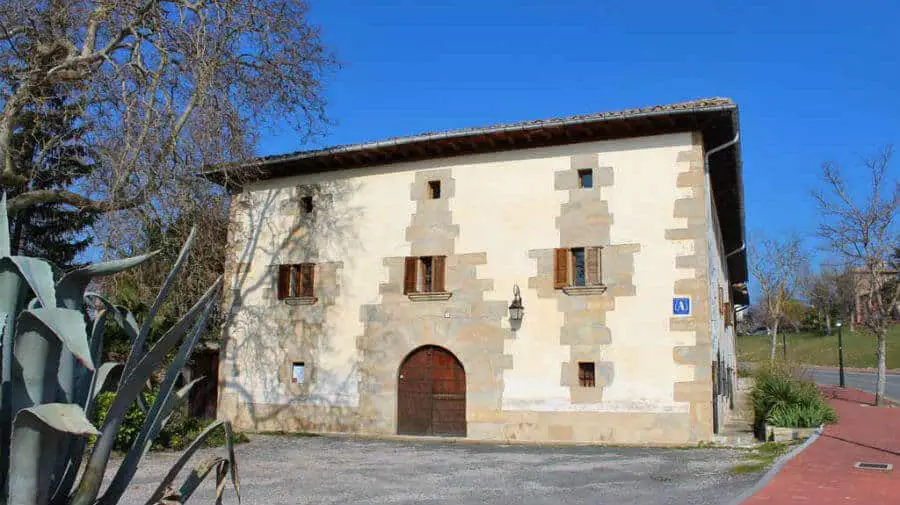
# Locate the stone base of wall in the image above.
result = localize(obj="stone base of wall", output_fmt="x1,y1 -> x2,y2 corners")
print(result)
220,394 -> 696,445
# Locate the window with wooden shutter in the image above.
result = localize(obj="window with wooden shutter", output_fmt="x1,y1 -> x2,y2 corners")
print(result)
278,263 -> 316,301
403,257 -> 418,294
299,264 -> 315,298
432,256 -> 446,292
553,248 -> 569,289
586,247 -> 600,285
277,265 -> 291,299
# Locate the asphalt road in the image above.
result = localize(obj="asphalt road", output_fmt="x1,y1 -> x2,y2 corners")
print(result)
112,435 -> 762,505
805,368 -> 900,400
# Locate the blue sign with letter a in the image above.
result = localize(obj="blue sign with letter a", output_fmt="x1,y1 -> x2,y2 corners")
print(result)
672,297 -> 691,316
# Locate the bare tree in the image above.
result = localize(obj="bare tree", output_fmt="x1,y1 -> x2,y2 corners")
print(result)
814,146 -> 899,405
0,0 -> 335,221
802,265 -> 856,335
750,234 -> 807,361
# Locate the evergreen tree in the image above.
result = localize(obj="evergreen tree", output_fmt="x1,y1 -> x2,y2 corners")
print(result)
4,91 -> 98,268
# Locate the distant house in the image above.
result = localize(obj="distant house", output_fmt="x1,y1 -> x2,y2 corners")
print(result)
206,98 -> 748,445
852,268 -> 900,324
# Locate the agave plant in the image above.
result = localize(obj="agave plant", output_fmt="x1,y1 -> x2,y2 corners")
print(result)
0,195 -> 239,505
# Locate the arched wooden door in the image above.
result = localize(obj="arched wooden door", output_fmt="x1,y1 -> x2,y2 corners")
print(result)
397,345 -> 466,436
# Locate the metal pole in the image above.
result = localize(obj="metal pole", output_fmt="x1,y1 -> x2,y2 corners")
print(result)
838,323 -> 846,388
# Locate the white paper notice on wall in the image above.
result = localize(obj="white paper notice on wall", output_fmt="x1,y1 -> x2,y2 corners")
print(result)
291,362 -> 305,384
672,297 -> 691,316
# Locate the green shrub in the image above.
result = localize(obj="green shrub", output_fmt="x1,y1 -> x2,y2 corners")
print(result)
93,389 -> 249,452
750,363 -> 838,429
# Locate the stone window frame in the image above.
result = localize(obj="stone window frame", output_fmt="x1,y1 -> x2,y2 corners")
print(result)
404,255 -> 452,301
279,357 -> 314,396
577,168 -> 594,189
277,263 -> 318,305
427,180 -> 442,199
553,247 -> 608,295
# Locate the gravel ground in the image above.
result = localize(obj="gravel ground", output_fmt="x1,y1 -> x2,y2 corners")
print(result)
112,434 -> 762,505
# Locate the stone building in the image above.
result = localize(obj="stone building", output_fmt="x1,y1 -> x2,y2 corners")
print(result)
207,98 -> 748,445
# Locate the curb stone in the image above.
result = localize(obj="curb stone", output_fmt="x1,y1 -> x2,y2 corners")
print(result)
725,427 -> 822,505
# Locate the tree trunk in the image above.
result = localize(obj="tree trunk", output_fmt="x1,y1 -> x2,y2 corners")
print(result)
875,329 -> 886,406
781,325 -> 788,361
770,321 -> 779,362
825,313 -> 832,336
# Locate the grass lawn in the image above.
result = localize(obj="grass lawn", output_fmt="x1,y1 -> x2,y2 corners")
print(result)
736,325 -> 900,369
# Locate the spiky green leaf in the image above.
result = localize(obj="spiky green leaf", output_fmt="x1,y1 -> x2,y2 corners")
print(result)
124,227 -> 195,380
18,308 -> 93,371
0,192 -> 9,257
56,252 -> 158,310
0,257 -> 56,309
9,404 -> 98,505
102,278 -> 220,505
71,278 -> 222,505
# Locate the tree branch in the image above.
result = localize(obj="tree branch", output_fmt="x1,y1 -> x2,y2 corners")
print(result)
6,189 -> 143,215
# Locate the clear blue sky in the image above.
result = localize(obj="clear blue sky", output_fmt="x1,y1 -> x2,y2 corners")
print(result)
258,0 -> 899,257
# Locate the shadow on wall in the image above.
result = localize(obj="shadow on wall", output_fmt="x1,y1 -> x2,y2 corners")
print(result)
218,179 -> 366,431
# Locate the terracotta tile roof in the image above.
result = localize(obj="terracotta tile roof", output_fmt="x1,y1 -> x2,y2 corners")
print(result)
252,97 -> 736,165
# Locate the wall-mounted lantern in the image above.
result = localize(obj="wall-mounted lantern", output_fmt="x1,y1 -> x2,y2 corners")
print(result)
508,284 -> 525,325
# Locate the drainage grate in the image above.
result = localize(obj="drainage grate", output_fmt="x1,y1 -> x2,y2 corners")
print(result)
854,462 -> 893,471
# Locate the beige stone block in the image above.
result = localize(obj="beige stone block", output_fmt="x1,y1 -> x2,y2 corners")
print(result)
673,198 -> 706,219
673,345 -> 709,365
676,148 -> 703,163
548,424 -> 575,441
674,380 -> 712,403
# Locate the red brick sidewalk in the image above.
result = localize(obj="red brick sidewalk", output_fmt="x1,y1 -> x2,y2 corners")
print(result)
744,387 -> 900,504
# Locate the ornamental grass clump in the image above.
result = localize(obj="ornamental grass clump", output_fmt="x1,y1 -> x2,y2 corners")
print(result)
751,362 -> 837,429
0,193 -> 239,505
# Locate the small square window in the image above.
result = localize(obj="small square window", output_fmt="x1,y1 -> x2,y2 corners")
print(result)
578,362 -> 596,387
427,180 -> 441,199
301,196 -> 313,213
291,362 -> 305,384
577,169 -> 593,189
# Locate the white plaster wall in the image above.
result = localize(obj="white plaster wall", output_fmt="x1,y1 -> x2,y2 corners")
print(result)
600,133 -> 695,412
223,132 -> 704,414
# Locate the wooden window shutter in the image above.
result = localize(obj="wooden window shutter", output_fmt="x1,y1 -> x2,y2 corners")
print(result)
553,248 -> 569,289
403,257 -> 418,294
301,264 -> 315,298
432,256 -> 446,292
277,265 -> 291,299
586,247 -> 600,285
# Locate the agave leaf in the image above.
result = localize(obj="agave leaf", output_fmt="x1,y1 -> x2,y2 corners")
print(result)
0,274 -> 20,499
48,361 -> 121,505
178,456 -> 228,504
215,457 -> 230,505
85,292 -> 140,342
9,404 -> 98,505
0,192 -> 9,257
86,362 -> 123,416
71,278 -> 221,505
160,377 -> 203,426
102,280 -> 219,505
55,252 -> 158,311
123,227 -> 196,380
18,308 -> 93,371
1,256 -> 56,309
144,418 -> 227,505
11,309 -> 92,414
